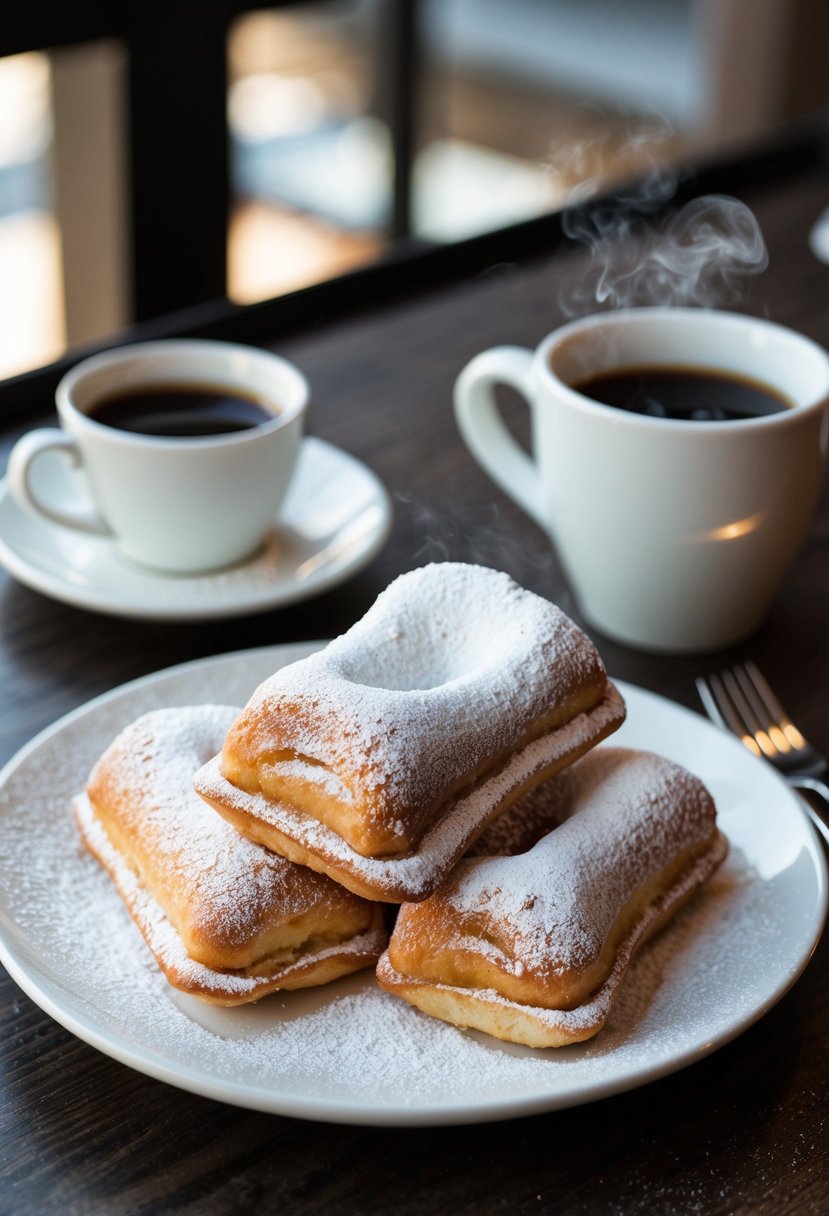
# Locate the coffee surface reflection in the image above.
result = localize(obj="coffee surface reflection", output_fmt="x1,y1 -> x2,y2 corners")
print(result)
573,365 -> 792,422
90,385 -> 275,437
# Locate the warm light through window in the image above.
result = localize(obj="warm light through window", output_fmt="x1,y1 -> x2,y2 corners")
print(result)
0,53 -> 65,378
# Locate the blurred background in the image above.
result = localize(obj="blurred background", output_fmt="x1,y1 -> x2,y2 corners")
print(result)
1,0 -> 827,380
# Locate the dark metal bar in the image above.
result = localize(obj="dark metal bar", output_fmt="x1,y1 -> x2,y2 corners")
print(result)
126,3 -> 230,320
0,0 -> 311,58
383,0 -> 419,240
0,5 -> 125,57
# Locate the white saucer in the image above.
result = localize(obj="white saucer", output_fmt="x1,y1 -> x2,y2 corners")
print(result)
0,437 -> 392,621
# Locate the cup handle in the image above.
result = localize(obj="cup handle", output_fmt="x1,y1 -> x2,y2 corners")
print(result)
453,346 -> 547,529
6,428 -> 113,536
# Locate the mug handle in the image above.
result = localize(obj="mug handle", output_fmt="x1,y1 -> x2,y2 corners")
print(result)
453,346 -> 547,529
7,428 -> 113,536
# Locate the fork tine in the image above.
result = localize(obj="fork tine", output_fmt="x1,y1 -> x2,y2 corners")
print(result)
740,660 -> 807,751
732,664 -> 791,754
732,664 -> 775,730
721,667 -> 778,757
697,667 -> 829,852
695,673 -> 762,757
695,675 -> 727,731
722,668 -> 778,757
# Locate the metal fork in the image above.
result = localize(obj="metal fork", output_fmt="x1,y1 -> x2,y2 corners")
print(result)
696,660 -> 829,849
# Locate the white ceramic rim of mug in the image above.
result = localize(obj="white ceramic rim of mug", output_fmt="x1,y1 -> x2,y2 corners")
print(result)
55,339 -> 308,449
538,307 -> 829,433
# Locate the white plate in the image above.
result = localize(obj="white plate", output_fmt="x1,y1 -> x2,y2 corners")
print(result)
0,645 -> 825,1126
0,438 -> 391,620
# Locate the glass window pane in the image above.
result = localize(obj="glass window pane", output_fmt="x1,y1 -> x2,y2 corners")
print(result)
0,52 -> 64,379
414,0 -> 687,243
227,2 -> 389,304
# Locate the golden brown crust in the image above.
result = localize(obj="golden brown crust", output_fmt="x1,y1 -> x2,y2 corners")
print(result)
76,705 -> 385,1004
216,564 -> 620,859
375,839 -> 727,1047
194,683 -> 626,903
220,677 -> 608,860
377,748 -> 728,1045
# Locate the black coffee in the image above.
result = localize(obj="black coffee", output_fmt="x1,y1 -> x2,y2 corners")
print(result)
572,365 -> 792,422
89,385 -> 275,437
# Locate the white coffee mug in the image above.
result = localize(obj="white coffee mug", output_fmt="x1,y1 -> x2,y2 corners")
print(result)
454,308 -> 829,652
7,339 -> 308,574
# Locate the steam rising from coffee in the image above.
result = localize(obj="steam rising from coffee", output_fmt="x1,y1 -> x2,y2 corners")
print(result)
561,189 -> 768,313
550,114 -> 769,314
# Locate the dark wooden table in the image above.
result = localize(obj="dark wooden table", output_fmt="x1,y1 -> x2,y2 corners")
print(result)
1,129 -> 828,1215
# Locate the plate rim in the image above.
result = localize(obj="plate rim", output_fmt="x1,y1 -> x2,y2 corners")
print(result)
0,646 -> 826,1126
0,438 -> 392,621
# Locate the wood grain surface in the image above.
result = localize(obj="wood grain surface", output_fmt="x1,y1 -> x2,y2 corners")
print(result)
0,154 -> 828,1216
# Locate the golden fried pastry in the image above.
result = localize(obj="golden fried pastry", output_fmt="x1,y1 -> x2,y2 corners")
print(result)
193,563 -> 625,902
377,747 -> 727,1046
74,705 -> 385,1005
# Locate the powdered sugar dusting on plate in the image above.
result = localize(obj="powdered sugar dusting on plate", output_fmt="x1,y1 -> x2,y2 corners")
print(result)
0,807 -> 765,1106
0,645 -> 824,1123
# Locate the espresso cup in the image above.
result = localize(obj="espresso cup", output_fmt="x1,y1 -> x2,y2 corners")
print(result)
454,308 -> 829,652
7,339 -> 308,574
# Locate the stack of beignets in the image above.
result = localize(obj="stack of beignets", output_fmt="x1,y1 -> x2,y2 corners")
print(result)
377,747 -> 728,1046
193,563 -> 626,902
74,705 -> 385,1005
75,563 -> 724,1039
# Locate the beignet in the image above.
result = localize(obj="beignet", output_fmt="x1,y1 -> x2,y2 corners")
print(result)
74,705 -> 385,1005
377,747 -> 727,1045
194,563 -> 625,902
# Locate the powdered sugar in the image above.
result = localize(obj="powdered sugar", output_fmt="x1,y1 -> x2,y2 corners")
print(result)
0,811 -> 774,1109
222,564 -> 615,843
73,704 -> 383,1000
75,790 -> 385,1000
444,749 -> 719,978
194,684 -> 626,901
85,705 -> 331,945
265,757 -> 355,805
380,823 -> 728,1039
0,646 -> 823,1123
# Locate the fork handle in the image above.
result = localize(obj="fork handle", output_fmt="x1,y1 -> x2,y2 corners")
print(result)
792,779 -> 829,850
793,777 -> 829,805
